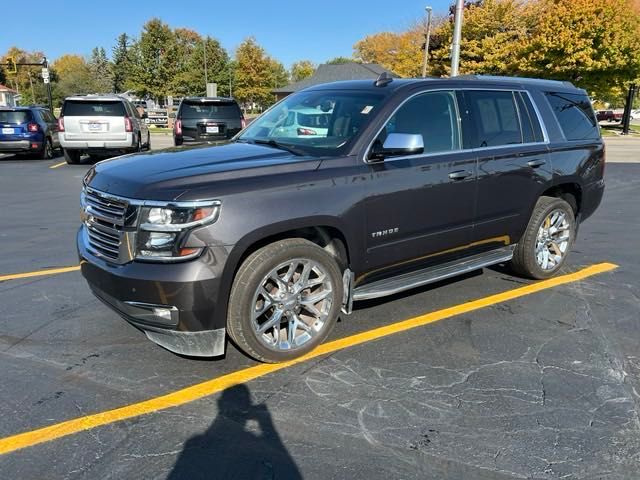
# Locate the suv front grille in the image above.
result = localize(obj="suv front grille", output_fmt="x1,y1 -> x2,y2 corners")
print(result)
82,187 -> 135,263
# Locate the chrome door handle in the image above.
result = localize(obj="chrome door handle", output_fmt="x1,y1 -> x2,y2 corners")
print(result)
449,170 -> 472,180
527,159 -> 546,168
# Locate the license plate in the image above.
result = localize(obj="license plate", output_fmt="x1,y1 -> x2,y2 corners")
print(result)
206,126 -> 219,134
1,127 -> 14,134
89,122 -> 102,131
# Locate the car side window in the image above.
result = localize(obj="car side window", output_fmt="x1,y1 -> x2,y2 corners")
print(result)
465,90 -> 522,147
377,91 -> 461,155
545,92 -> 599,141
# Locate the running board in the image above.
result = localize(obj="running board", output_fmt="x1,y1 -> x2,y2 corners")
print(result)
352,246 -> 515,301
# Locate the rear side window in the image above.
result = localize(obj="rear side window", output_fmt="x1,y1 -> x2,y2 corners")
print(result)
545,92 -> 599,141
62,101 -> 126,117
179,101 -> 241,119
0,110 -> 32,124
465,90 -> 522,147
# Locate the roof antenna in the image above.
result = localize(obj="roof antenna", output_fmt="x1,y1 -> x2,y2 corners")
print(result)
374,72 -> 393,87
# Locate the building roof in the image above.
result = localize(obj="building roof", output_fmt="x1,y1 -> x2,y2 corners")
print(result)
273,63 -> 399,94
0,84 -> 17,93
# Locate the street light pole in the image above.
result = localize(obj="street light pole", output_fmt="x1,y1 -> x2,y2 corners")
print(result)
450,0 -> 464,77
421,6 -> 433,78
203,37 -> 208,91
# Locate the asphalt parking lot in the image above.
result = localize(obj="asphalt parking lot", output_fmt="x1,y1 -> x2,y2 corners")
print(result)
0,137 -> 639,479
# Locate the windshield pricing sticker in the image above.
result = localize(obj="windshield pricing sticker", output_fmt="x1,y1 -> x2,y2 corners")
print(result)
361,106 -> 374,114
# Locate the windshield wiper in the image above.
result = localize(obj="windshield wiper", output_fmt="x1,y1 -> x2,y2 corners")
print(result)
240,138 -> 305,156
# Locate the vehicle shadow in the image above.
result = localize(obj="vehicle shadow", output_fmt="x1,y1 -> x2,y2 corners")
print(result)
167,384 -> 302,480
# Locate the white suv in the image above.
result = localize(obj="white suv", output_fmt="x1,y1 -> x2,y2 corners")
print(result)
58,95 -> 150,164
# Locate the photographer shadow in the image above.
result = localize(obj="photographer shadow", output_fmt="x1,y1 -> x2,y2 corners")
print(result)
168,383 -> 302,480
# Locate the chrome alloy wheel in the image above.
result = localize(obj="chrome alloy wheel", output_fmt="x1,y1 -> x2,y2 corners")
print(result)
251,258 -> 334,351
535,209 -> 571,271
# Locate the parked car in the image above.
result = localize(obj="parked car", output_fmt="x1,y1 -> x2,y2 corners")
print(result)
58,95 -> 150,164
173,97 -> 245,146
631,109 -> 640,120
271,107 -> 332,137
0,106 -> 60,158
596,110 -> 622,122
78,75 -> 605,363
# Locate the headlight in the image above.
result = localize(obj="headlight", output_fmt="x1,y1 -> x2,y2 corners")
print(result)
136,202 -> 220,261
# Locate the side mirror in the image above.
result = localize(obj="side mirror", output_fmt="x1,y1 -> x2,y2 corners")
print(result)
142,112 -> 148,119
369,133 -> 424,161
168,112 -> 176,118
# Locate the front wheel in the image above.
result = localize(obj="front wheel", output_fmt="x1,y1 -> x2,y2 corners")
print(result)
227,239 -> 343,363
510,196 -> 576,279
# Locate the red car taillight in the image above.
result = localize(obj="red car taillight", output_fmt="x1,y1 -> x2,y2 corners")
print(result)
297,127 -> 317,136
57,117 -> 65,132
175,119 -> 182,136
27,123 -> 39,132
124,116 -> 133,132
241,117 -> 246,129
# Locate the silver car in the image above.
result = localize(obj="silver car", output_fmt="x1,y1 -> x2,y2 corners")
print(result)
58,95 -> 150,164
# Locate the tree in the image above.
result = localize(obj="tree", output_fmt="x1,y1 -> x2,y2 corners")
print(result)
51,54 -> 94,105
111,33 -> 132,93
354,27 -> 424,77
290,60 -> 315,82
0,66 -> 5,85
325,56 -> 356,65
1,47 -> 48,105
127,18 -> 179,101
234,37 -> 276,109
88,47 -> 113,93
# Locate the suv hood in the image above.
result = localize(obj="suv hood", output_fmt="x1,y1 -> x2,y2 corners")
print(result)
87,142 -> 322,200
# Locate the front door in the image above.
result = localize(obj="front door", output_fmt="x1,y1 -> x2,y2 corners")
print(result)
363,90 -> 477,279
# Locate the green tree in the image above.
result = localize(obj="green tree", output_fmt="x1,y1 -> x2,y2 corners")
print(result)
88,47 -> 113,93
127,18 -> 178,101
1,47 -> 48,105
111,33 -> 132,93
290,60 -> 315,82
325,56 -> 356,64
234,37 -> 276,109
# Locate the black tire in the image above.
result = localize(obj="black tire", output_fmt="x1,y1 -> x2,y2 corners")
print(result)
37,138 -> 53,160
144,131 -> 151,150
227,238 -> 343,363
63,149 -> 81,165
510,196 -> 576,279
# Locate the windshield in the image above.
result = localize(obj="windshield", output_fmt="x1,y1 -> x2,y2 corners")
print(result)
0,111 -> 32,124
180,101 -> 240,119
238,90 -> 385,156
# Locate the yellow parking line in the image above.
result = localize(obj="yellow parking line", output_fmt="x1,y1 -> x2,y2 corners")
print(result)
0,266 -> 80,283
49,161 -> 66,169
0,262 -> 618,456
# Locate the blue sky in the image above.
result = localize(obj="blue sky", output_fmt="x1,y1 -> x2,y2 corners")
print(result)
1,0 -> 451,68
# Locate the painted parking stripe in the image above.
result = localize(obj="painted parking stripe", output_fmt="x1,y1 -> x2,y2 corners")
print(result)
0,262 -> 618,456
49,161 -> 67,169
0,266 -> 80,283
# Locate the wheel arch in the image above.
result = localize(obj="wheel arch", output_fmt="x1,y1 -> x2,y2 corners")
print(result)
541,182 -> 583,216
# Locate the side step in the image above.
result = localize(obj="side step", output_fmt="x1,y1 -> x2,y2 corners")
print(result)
352,246 -> 515,301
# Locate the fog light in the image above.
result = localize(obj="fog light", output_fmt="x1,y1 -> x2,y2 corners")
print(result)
153,307 -> 174,322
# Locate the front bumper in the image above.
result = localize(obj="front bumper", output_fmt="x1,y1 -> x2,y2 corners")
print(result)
78,228 -> 227,357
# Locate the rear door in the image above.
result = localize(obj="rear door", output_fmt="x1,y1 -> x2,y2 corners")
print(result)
463,89 -> 552,246
179,100 -> 242,141
40,109 -> 60,146
363,90 -> 477,276
62,100 -> 128,141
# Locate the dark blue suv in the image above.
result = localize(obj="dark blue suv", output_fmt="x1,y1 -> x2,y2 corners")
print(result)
0,106 -> 60,159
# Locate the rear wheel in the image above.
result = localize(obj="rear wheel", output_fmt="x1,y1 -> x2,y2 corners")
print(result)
510,196 -> 576,279
63,149 -> 81,165
37,138 -> 53,160
227,239 -> 343,363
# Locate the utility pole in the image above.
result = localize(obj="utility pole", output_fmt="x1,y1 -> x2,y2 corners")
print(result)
421,6 -> 433,78
450,0 -> 464,77
203,37 -> 209,90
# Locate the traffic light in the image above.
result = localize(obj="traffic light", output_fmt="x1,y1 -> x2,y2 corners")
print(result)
6,56 -> 17,74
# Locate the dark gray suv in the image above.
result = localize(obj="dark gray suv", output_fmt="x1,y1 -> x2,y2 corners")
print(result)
173,97 -> 245,146
78,75 -> 605,363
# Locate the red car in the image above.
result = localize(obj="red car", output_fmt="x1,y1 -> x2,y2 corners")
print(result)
596,110 -> 623,122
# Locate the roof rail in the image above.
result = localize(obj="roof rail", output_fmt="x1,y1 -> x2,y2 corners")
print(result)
457,74 -> 575,88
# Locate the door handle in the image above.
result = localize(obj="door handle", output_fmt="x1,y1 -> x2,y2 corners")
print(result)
448,170 -> 472,180
527,159 -> 546,168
